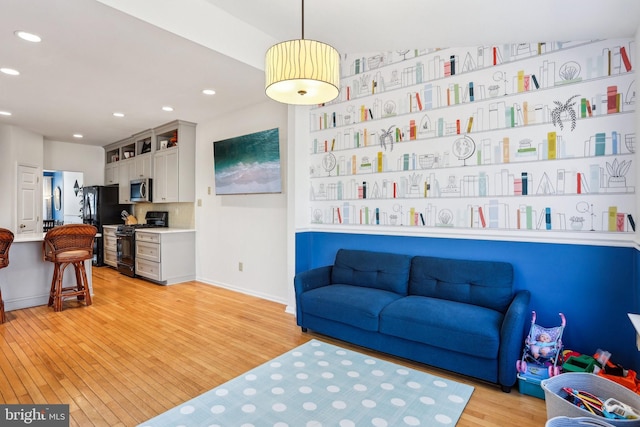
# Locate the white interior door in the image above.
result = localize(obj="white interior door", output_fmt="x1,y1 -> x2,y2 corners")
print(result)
17,164 -> 40,233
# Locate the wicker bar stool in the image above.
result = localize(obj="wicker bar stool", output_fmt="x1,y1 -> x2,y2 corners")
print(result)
0,228 -> 15,323
43,224 -> 97,312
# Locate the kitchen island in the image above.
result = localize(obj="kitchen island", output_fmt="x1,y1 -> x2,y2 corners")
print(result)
0,232 -> 93,312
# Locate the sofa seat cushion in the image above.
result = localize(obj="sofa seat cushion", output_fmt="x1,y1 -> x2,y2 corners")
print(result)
301,284 -> 403,332
379,296 -> 504,359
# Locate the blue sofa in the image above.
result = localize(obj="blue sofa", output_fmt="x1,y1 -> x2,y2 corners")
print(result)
294,249 -> 531,391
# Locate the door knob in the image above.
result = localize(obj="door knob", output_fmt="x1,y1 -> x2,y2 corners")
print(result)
19,224 -> 25,228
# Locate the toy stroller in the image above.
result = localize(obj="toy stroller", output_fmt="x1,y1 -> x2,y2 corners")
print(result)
516,311 -> 566,378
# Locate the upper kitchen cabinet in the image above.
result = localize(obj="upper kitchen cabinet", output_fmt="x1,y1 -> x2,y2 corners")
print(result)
104,137 -> 133,186
105,162 -> 118,186
103,120 -> 196,203
152,120 -> 196,203
131,129 -> 153,179
117,130 -> 155,203
134,129 -> 154,157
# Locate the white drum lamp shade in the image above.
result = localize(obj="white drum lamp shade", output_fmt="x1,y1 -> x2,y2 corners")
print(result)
265,39 -> 340,105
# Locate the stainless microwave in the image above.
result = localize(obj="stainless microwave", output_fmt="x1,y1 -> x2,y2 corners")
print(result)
130,178 -> 152,202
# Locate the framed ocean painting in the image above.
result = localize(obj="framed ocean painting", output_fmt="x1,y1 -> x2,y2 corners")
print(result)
213,128 -> 282,195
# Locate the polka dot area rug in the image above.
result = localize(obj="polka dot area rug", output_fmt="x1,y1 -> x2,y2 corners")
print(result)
139,339 -> 474,427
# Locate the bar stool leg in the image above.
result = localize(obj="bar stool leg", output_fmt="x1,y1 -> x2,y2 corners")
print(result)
74,262 -> 85,301
0,286 -> 6,324
53,263 -> 66,312
77,261 -> 92,306
48,263 -> 60,308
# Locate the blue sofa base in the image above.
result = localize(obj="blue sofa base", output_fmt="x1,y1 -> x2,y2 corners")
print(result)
301,313 -> 500,385
294,249 -> 531,391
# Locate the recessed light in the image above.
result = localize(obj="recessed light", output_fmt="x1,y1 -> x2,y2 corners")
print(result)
202,89 -> 216,95
14,30 -> 42,43
73,134 -> 83,139
162,106 -> 174,112
0,111 -> 12,116
0,68 -> 20,76
113,112 -> 125,117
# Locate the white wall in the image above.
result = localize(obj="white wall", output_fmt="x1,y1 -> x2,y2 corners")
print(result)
44,140 -> 105,186
194,100 -> 289,303
0,124 -> 44,230
0,125 -> 15,228
635,28 -> 640,247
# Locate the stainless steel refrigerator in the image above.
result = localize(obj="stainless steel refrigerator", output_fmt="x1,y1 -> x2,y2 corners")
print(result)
82,185 -> 130,266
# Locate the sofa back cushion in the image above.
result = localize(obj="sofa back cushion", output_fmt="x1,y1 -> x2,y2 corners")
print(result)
332,249 -> 412,295
409,256 -> 514,312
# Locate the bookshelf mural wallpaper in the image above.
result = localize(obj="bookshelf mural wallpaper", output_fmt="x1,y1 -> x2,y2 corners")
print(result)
307,39 -> 636,239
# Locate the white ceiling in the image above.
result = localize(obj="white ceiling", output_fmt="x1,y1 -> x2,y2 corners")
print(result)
0,0 -> 638,147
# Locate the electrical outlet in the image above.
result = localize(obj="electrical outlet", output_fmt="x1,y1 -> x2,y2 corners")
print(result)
238,262 -> 243,272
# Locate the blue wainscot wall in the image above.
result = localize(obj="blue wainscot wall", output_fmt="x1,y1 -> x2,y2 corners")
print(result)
296,231 -> 640,371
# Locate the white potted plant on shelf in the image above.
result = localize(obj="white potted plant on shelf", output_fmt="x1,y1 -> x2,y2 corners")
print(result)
606,158 -> 631,188
551,94 -> 579,131
569,216 -> 585,230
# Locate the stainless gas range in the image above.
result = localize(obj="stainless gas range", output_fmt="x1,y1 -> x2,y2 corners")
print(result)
116,211 -> 168,277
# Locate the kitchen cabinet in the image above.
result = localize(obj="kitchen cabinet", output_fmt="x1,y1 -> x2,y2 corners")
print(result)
152,120 -> 196,203
118,155 -> 153,204
104,137 -> 133,186
134,229 -> 195,285
103,121 -> 195,203
131,129 -> 154,179
133,154 -> 152,179
133,129 -> 153,157
153,147 -> 179,203
118,160 -> 135,203
105,163 -> 118,185
102,225 -> 118,268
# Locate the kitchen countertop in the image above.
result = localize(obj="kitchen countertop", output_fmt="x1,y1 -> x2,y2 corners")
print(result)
134,228 -> 195,234
14,231 -> 103,243
102,225 -> 195,234
14,232 -> 47,243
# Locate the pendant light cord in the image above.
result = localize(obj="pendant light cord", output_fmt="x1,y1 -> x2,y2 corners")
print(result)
301,0 -> 305,40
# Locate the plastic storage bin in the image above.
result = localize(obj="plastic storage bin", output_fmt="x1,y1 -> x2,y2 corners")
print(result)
541,373 -> 640,426
518,366 -> 549,399
545,416 -> 615,427
519,374 -> 546,399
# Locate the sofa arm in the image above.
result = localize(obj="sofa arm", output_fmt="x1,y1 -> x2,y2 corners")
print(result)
498,290 -> 531,390
294,266 -> 333,322
294,266 -> 333,294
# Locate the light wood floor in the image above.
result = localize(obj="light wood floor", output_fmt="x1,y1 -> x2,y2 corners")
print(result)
0,266 -> 547,426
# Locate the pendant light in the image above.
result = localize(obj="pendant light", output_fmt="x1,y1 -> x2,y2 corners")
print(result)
265,0 -> 340,105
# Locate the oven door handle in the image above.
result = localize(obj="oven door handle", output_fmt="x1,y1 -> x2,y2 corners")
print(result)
116,237 -> 123,260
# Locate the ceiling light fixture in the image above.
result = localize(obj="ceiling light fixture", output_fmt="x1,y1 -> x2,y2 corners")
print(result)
113,112 -> 125,117
202,89 -> 216,95
73,134 -> 83,139
14,30 -> 42,43
162,106 -> 174,112
0,111 -> 12,116
0,68 -> 20,76
264,0 -> 340,105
